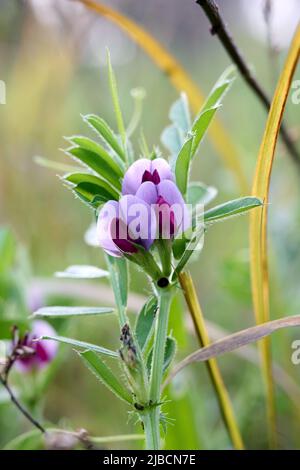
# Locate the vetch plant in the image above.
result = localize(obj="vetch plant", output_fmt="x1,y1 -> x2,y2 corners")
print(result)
33,56 -> 300,450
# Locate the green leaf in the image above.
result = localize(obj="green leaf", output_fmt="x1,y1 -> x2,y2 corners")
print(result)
3,429 -> 44,450
147,336 -> 177,374
107,49 -> 127,154
161,125 -> 182,156
55,264 -> 109,279
79,350 -> 132,404
135,296 -> 158,352
40,335 -> 118,358
163,336 -> 177,372
83,114 -> 126,164
105,255 -> 128,326
175,136 -> 193,196
204,197 -> 263,224
0,227 -> 16,274
191,67 -> 235,158
64,172 -> 119,201
187,182 -> 218,206
32,306 -> 114,318
169,93 -> 191,134
65,137 -> 122,190
172,225 -> 205,278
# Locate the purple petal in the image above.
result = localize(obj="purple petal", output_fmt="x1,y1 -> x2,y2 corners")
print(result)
136,181 -> 158,206
119,195 -> 157,251
97,200 -> 122,257
122,159 -> 151,195
151,158 -> 174,182
157,180 -> 191,233
15,320 -> 58,372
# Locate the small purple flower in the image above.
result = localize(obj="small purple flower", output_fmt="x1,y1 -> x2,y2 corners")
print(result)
97,195 -> 157,257
122,158 -> 174,196
15,320 -> 58,372
122,158 -> 190,238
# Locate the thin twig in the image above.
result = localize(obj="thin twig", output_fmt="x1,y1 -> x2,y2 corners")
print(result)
0,376 -> 46,434
196,0 -> 300,166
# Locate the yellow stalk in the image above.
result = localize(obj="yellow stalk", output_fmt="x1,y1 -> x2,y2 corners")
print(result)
249,23 -> 300,448
77,0 -> 248,192
179,271 -> 244,450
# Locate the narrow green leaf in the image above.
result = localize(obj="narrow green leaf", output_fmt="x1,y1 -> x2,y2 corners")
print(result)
161,125 -> 182,156
187,182 -> 218,206
105,255 -> 128,326
169,93 -> 191,134
191,106 -> 219,156
40,335 -> 118,358
79,350 -> 132,404
55,264 -> 109,279
64,172 -> 119,200
66,137 -> 122,190
106,49 -> 127,154
135,296 -> 158,352
175,136 -> 193,196
147,336 -> 176,374
191,67 -> 235,158
32,306 -> 114,318
83,113 -> 126,164
204,197 -> 263,224
172,225 -> 205,278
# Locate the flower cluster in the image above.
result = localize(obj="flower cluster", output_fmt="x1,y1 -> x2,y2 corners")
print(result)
97,158 -> 190,258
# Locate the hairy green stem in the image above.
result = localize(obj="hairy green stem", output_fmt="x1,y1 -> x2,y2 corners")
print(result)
144,287 -> 173,450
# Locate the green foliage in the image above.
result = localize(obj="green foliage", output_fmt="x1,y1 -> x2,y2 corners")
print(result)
65,136 -> 123,191
3,429 -> 44,450
79,350 -> 132,404
32,306 -> 114,318
83,113 -> 126,165
105,255 -> 128,326
187,182 -> 217,206
40,335 -> 118,358
204,197 -> 263,224
64,172 -> 119,207
135,296 -> 157,352
147,336 -> 177,375
55,264 -> 109,279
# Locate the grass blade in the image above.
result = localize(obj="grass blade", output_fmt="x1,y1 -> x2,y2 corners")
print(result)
32,306 -> 114,318
249,24 -> 300,448
168,314 -> 300,380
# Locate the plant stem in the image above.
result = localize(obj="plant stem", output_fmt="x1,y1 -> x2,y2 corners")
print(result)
157,239 -> 172,278
142,407 -> 160,450
145,287 -> 173,450
178,271 -> 244,450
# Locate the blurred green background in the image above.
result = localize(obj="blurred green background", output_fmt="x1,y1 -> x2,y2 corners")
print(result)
0,0 -> 300,449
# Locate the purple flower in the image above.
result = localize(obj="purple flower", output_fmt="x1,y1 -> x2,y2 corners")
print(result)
122,159 -> 190,238
122,158 -> 174,196
15,320 -> 58,372
97,195 -> 157,257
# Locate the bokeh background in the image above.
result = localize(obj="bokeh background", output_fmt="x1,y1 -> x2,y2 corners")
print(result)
0,0 -> 300,449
